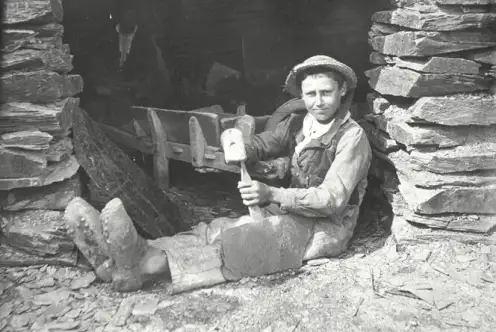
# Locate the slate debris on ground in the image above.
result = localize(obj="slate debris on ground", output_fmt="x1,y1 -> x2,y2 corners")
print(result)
1,189 -> 495,332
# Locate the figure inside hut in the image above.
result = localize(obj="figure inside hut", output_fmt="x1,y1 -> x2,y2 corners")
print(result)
65,55 -> 372,293
113,6 -> 171,107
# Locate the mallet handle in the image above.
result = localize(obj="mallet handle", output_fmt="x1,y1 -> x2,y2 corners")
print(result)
240,162 -> 265,221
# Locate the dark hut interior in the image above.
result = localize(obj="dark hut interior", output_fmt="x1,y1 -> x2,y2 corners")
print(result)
62,0 -> 393,127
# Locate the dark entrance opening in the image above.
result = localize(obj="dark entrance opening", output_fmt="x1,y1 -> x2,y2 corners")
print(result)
62,0 -> 392,128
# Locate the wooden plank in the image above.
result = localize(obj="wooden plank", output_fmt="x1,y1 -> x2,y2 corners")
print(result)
98,121 -> 282,178
96,123 -> 153,154
166,141 -> 239,173
132,106 -> 223,146
72,107 -> 186,238
189,116 -> 208,169
95,122 -> 225,173
147,108 -> 170,189
220,115 -> 271,132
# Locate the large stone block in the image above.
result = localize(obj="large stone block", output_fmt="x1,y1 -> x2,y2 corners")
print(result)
408,94 -> 496,126
390,1 -> 439,12
391,192 -> 496,233
464,47 -> 496,65
410,142 -> 496,173
2,23 -> 64,53
0,71 -> 83,103
374,139 -> 496,173
2,29 -> 37,53
0,98 -> 78,134
0,209 -> 74,257
388,149 -> 496,188
2,46 -> 73,73
436,0 -> 496,4
391,216 -> 496,246
1,176 -> 81,211
358,119 -> 400,153
392,0 -> 496,7
0,155 -> 79,190
369,26 -> 496,57
394,57 -> 481,74
385,186 -> 496,234
365,66 -> 490,97
0,146 -> 47,178
372,8 -> 496,31
409,144 -> 496,173
367,112 -> 496,148
368,53 -> 483,74
3,0 -> 63,25
46,136 -> 73,162
366,92 -> 411,116
0,130 -> 53,150
398,174 -> 496,214
367,92 -> 496,127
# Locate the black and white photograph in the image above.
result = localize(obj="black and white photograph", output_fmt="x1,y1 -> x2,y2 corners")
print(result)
0,0 -> 495,331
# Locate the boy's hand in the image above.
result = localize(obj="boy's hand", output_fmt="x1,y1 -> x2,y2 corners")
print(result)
238,180 -> 272,206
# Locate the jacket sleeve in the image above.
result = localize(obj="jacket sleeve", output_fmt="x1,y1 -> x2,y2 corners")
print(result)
245,113 -> 303,163
271,125 -> 372,218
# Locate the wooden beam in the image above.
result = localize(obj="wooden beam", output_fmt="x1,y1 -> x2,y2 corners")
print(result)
73,107 -> 186,238
147,108 -> 170,189
189,116 -> 207,169
220,115 -> 271,133
96,122 -> 153,154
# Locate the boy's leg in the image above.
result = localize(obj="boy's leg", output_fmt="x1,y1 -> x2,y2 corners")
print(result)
64,197 -> 172,291
90,199 -> 314,293
64,197 -> 113,282
147,219 -> 233,294
100,198 -> 173,292
219,213 -> 314,280
150,210 -> 314,293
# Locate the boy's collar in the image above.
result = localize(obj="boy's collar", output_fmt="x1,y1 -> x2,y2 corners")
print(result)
296,110 -> 351,148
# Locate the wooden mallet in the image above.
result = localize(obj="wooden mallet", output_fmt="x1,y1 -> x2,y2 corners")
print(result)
221,128 -> 264,221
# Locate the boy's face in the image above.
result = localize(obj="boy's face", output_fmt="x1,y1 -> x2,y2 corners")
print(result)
300,72 -> 346,124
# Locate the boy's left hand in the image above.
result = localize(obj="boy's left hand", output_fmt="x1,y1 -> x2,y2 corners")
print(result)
238,180 -> 272,206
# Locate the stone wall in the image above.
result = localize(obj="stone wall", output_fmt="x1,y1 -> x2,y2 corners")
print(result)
362,0 -> 496,244
0,0 -> 83,264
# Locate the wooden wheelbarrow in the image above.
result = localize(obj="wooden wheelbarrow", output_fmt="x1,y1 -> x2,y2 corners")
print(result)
97,99 -> 307,190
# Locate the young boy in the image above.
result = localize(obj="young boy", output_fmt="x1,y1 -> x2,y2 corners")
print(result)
65,55 -> 372,293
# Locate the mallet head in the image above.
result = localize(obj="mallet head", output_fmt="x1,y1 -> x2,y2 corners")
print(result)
221,128 -> 247,163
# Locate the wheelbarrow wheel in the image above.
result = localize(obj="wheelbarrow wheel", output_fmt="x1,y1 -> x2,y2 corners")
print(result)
263,98 -> 307,132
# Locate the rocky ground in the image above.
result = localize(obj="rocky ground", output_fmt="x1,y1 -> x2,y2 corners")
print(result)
1,165 -> 496,332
